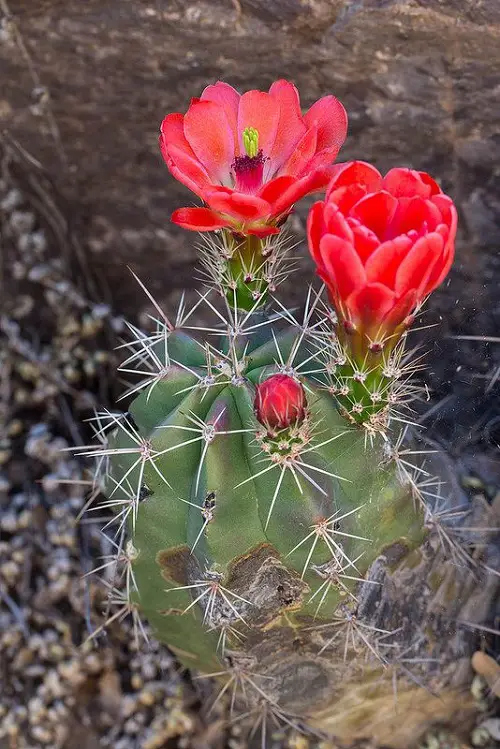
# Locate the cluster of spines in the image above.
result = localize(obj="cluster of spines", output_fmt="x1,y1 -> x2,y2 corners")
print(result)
308,316 -> 428,438
196,229 -> 299,304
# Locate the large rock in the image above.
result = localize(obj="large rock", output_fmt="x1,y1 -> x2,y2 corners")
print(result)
2,0 -> 500,398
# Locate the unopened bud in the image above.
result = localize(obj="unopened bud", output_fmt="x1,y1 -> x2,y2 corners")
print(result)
254,374 -> 306,431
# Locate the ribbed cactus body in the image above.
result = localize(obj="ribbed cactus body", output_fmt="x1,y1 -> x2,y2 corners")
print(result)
105,324 -> 423,675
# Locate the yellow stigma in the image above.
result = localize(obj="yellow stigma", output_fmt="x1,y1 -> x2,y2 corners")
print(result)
242,127 -> 259,158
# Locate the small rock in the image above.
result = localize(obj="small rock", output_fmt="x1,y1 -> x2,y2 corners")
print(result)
479,718 -> 500,741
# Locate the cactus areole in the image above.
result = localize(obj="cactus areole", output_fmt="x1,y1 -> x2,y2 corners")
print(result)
85,80 -> 469,748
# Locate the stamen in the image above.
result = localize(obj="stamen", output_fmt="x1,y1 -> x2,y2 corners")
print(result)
232,127 -> 266,193
242,126 -> 259,157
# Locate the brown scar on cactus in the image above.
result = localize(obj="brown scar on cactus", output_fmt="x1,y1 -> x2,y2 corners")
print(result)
157,545 -> 194,586
225,543 -> 308,626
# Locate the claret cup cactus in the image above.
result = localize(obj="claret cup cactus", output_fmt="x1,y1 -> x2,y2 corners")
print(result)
80,81 -> 499,748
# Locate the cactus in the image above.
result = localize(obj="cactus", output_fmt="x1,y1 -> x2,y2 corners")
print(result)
87,276 -> 422,732
79,81 -> 500,748
102,288 -> 424,654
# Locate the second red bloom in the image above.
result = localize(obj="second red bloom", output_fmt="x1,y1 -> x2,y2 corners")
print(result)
307,161 -> 457,345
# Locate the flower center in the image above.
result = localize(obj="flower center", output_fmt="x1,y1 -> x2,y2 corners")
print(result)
232,127 -> 266,193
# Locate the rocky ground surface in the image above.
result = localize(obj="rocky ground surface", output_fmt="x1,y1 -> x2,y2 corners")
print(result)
1,0 -> 500,747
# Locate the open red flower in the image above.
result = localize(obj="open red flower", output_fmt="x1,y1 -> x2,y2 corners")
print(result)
254,374 -> 306,431
308,161 -> 457,343
160,80 -> 347,236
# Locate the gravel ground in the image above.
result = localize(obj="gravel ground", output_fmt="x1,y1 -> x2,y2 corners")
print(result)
0,139 -> 499,749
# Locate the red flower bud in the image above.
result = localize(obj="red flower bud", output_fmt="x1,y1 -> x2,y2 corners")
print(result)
254,374 -> 306,431
307,161 -> 457,345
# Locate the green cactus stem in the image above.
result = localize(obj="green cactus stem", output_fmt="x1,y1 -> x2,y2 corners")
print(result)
198,229 -> 294,313
87,287 -> 431,728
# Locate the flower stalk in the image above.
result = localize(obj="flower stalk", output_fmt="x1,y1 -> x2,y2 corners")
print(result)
224,232 -> 269,311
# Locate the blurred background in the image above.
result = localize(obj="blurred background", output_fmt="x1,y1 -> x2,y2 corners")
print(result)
1,1 -> 499,747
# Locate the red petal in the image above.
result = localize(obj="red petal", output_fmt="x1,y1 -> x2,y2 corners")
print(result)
324,201 -> 354,243
303,95 -> 348,152
382,289 -> 418,330
237,90 -> 280,158
418,171 -> 442,195
184,100 -> 234,184
247,226 -> 281,237
160,113 -> 195,158
427,243 -> 454,293
268,80 -> 307,174
350,191 -> 398,240
347,283 -> 396,328
258,175 -> 296,204
206,189 -> 270,220
318,235 -> 366,300
268,79 -> 302,114
305,145 -> 343,172
171,207 -> 229,231
326,161 -> 382,200
328,184 -> 368,215
271,168 -> 332,215
307,200 -> 327,269
436,224 -> 449,242
423,200 -> 457,292
200,81 -> 240,149
348,221 -> 380,262
365,235 -> 413,288
162,142 -> 212,198
280,125 -> 318,177
382,168 -> 433,199
432,195 -> 458,238
395,233 -> 444,297
389,197 -> 442,237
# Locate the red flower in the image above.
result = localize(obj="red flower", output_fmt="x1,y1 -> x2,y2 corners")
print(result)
307,161 -> 457,343
254,374 -> 306,431
160,80 -> 347,237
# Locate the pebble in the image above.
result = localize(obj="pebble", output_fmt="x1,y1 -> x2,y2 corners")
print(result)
10,210 -> 36,235
31,725 -> 53,743
478,718 -> 500,741
1,188 -> 23,211
472,651 -> 500,698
